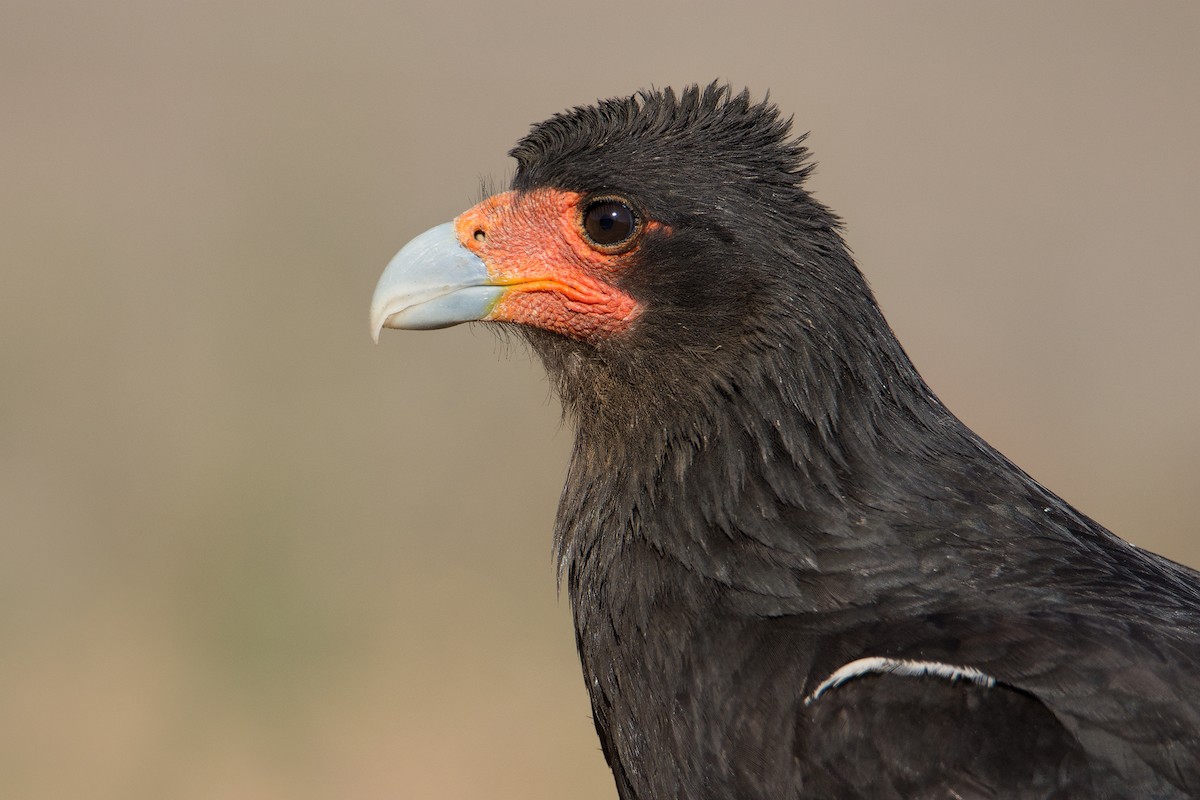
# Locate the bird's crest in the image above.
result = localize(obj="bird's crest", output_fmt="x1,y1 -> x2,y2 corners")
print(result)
509,83 -> 815,193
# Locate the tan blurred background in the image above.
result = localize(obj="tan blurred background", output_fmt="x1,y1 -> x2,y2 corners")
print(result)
1,1 -> 1197,797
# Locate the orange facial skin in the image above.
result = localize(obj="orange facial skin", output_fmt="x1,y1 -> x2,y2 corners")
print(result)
453,189 -> 659,342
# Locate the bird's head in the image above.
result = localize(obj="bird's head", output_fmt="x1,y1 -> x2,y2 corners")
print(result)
372,84 -> 915,430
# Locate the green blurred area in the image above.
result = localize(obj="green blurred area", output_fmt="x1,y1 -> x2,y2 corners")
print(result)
1,2 -> 1197,798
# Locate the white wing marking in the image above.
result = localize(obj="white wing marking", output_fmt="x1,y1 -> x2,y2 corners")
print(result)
804,656 -> 998,706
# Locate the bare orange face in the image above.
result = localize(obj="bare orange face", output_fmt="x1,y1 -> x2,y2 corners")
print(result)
457,188 -> 664,340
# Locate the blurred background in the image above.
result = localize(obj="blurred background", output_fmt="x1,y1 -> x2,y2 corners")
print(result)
2,1 -> 1197,798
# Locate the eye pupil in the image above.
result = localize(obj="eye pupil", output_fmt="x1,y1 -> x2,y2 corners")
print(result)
583,199 -> 637,248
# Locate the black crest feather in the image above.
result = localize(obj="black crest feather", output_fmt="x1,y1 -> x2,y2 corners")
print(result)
510,83 -> 819,209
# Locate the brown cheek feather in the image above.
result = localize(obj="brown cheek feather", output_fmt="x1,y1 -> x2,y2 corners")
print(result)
453,189 -> 647,341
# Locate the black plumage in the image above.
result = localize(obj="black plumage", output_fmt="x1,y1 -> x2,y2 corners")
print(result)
373,84 -> 1200,798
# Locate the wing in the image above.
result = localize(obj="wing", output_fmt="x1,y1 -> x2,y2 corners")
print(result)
794,607 -> 1200,799
798,661 -> 1097,799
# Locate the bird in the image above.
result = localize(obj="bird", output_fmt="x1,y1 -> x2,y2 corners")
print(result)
369,84 -> 1200,799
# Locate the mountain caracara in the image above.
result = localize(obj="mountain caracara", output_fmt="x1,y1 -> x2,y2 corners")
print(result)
370,84 -> 1200,799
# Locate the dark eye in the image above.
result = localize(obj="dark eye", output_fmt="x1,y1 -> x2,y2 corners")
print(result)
581,198 -> 639,249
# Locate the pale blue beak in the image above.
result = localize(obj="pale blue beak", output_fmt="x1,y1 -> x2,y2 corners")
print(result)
370,222 -> 508,342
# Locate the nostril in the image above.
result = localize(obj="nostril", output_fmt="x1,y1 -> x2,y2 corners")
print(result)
473,229 -> 486,242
